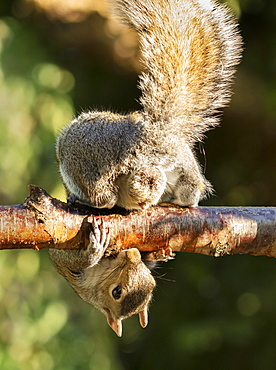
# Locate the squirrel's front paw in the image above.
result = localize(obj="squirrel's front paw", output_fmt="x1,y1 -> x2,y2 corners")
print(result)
146,247 -> 175,262
87,218 -> 110,265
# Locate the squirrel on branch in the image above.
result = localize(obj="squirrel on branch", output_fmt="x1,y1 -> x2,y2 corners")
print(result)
50,0 -> 242,336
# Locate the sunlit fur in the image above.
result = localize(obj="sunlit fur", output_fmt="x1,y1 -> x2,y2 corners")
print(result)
56,0 -> 242,210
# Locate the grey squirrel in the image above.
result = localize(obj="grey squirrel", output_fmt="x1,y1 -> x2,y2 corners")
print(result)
50,0 -> 242,335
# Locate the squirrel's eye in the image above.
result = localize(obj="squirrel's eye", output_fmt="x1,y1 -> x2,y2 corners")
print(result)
112,286 -> 122,300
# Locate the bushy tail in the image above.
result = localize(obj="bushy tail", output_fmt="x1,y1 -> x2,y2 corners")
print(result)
114,0 -> 242,141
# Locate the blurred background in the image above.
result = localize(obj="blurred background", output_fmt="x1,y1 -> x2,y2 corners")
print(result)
0,0 -> 276,369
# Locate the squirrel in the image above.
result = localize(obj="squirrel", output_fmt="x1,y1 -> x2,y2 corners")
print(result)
50,0 -> 242,335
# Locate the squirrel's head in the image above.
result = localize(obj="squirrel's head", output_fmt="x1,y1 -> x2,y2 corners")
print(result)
84,248 -> 156,337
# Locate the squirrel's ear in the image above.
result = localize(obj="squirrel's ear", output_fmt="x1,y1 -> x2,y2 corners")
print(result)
106,316 -> 123,337
138,308 -> 148,328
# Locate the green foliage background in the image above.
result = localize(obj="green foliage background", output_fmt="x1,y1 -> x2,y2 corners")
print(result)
0,0 -> 276,369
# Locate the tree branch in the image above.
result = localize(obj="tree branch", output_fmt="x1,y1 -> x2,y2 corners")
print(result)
1,185 -> 276,258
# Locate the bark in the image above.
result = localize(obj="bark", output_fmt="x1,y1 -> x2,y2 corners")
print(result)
1,185 -> 276,257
